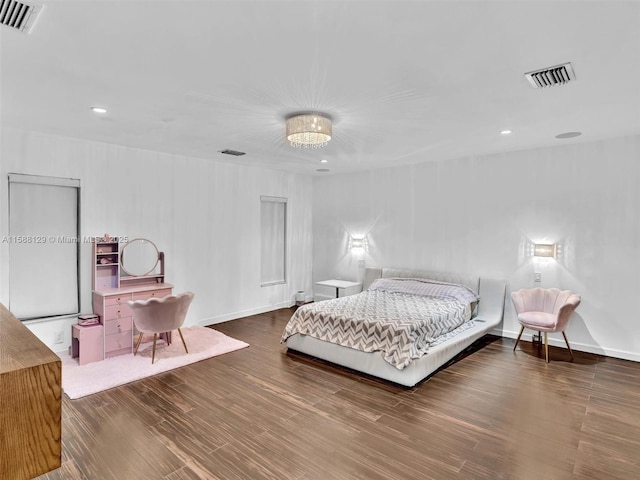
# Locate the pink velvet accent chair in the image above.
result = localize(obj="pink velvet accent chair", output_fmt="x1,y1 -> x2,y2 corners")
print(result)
128,291 -> 194,364
511,288 -> 581,363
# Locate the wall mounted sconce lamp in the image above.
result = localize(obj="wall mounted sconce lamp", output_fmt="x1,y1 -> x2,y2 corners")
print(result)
349,236 -> 368,251
534,243 -> 556,258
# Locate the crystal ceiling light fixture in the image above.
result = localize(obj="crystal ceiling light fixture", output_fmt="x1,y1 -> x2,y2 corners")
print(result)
286,113 -> 332,148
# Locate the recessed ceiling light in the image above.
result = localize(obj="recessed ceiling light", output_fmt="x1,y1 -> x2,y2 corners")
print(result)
316,168 -> 330,173
320,159 -> 328,163
555,131 -> 582,139
499,130 -> 512,135
91,106 -> 108,114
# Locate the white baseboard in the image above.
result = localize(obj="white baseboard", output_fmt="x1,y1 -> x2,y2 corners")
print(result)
197,300 -> 294,326
493,328 -> 640,363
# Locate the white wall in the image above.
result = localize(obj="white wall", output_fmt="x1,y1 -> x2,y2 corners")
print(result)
312,134 -> 640,361
0,128 -> 314,352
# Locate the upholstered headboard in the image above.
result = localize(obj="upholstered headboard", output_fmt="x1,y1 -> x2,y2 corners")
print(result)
363,267 -> 480,293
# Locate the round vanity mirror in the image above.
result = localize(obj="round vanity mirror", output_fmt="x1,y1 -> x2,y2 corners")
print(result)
120,238 -> 159,276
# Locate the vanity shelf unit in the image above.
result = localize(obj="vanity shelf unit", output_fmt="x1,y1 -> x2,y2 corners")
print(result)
92,237 -> 166,290
90,237 -> 172,362
92,237 -> 121,290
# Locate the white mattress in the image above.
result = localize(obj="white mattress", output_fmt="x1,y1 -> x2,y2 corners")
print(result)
285,270 -> 506,387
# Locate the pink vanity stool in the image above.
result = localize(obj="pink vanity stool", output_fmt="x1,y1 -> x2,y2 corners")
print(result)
71,323 -> 104,365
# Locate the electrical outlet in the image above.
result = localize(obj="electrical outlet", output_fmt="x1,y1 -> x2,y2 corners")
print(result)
534,272 -> 542,283
357,259 -> 365,268
54,330 -> 64,344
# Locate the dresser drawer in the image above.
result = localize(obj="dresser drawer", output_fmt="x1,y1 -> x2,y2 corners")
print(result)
132,288 -> 172,302
104,317 -> 132,336
104,294 -> 132,306
105,331 -> 132,354
104,303 -> 131,321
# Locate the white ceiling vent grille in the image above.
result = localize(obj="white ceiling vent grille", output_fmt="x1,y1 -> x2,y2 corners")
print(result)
219,149 -> 246,156
0,0 -> 42,34
524,62 -> 575,89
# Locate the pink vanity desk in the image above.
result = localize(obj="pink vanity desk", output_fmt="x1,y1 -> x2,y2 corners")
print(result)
74,236 -> 173,364
92,282 -> 173,358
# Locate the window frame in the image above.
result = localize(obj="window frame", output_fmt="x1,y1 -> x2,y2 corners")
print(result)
260,195 -> 287,287
7,173 -> 81,320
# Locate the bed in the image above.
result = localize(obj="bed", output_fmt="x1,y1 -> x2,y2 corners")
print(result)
282,268 -> 506,387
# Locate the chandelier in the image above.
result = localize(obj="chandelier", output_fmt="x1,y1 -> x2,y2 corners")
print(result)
286,113 -> 332,148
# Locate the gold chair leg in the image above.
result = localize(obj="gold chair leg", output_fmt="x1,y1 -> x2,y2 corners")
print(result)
513,325 -> 525,351
177,328 -> 188,354
151,333 -> 158,364
544,332 -> 549,363
562,331 -> 574,360
134,332 -> 144,355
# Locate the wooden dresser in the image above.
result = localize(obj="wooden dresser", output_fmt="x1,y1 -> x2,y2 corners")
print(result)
0,303 -> 62,479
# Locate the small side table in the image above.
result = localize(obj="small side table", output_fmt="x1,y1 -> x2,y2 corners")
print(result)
315,279 -> 362,299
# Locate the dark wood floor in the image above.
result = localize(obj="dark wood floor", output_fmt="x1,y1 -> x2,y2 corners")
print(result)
37,307 -> 640,480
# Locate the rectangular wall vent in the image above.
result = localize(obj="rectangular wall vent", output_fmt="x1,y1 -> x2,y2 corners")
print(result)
219,149 -> 246,156
524,62 -> 575,89
0,0 -> 42,34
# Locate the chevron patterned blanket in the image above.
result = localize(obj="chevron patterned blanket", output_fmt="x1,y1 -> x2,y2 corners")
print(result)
282,280 -> 478,370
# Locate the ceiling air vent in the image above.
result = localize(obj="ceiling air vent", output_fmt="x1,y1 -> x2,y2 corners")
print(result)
0,0 -> 42,34
219,149 -> 246,156
524,62 -> 575,89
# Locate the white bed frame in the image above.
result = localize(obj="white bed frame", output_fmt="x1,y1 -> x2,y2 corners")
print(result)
285,268 -> 506,387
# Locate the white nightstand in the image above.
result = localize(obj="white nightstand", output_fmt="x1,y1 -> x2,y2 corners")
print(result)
315,279 -> 362,301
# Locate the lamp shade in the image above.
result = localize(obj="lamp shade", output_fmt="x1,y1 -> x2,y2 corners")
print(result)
534,244 -> 556,257
286,114 -> 332,148
349,236 -> 367,251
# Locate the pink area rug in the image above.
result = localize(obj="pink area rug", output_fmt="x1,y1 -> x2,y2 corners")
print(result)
60,326 -> 249,399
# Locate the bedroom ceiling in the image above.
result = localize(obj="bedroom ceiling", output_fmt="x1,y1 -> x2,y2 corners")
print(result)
1,0 -> 639,175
